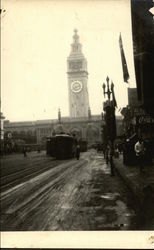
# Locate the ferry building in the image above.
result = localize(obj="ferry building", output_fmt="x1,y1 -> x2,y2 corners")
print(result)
4,30 -> 122,145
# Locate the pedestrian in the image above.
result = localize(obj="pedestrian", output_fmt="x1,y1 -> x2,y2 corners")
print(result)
23,147 -> 27,157
114,148 -> 119,158
72,144 -> 76,158
105,145 -> 110,164
76,145 -> 80,160
118,143 -> 123,154
102,144 -> 106,159
134,138 -> 145,173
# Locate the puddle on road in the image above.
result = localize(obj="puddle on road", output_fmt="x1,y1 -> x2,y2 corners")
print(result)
61,204 -> 71,209
95,155 -> 104,159
100,192 -> 120,200
103,199 -> 136,230
92,163 -> 111,174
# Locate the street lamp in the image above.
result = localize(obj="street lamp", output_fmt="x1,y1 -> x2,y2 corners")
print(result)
102,76 -> 117,176
103,76 -> 112,100
101,112 -> 108,159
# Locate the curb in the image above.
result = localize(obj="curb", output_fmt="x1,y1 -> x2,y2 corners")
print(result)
113,158 -> 144,206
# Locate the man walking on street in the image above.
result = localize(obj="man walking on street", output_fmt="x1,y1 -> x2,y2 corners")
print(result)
105,145 -> 110,164
134,138 -> 145,173
76,145 -> 80,160
23,147 -> 27,157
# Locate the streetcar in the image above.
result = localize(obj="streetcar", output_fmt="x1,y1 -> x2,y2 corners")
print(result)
46,134 -> 77,159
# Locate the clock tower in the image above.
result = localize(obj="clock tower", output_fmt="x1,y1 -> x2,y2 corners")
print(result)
67,29 -> 89,118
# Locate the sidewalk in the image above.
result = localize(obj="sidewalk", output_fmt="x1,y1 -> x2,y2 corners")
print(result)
113,154 -> 154,206
113,154 -> 154,229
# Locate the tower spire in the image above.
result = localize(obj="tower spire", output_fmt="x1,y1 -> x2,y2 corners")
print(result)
88,107 -> 92,120
73,29 -> 79,43
58,108 -> 61,124
71,29 -> 82,53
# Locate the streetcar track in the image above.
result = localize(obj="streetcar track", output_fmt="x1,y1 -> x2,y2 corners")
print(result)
1,160 -> 86,213
1,158 -> 60,180
0,151 -> 142,231
1,158 -> 71,192
1,156 -> 49,176
0,160 -> 87,230
15,160 -> 88,230
1,162 -> 60,192
1,159 -> 76,202
1,152 -> 89,230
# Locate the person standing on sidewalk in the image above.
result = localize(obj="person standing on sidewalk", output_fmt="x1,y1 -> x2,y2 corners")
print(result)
76,145 -> 80,160
105,145 -> 110,164
23,147 -> 27,157
134,138 -> 145,173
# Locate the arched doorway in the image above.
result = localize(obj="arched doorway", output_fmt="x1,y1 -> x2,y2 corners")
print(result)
86,124 -> 100,144
70,127 -> 82,140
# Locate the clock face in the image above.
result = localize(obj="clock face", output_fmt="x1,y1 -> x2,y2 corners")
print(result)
71,80 -> 82,93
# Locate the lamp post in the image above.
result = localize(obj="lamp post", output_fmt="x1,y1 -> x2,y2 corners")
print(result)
101,112 -> 107,159
102,76 -> 112,101
102,76 -> 117,176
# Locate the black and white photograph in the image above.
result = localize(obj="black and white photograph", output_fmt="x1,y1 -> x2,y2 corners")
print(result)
1,0 -> 154,248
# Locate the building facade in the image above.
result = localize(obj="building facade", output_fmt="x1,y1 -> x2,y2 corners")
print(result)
67,29 -> 89,118
121,88 -> 154,140
4,115 -> 123,146
3,30 -> 123,148
131,0 -> 154,117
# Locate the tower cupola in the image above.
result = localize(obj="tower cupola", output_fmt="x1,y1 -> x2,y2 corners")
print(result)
71,29 -> 82,54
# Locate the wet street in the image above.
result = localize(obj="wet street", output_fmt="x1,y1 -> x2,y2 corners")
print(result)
0,150 -> 140,231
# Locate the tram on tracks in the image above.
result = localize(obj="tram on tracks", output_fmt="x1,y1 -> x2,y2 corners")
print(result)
46,134 -> 77,159
46,134 -> 88,159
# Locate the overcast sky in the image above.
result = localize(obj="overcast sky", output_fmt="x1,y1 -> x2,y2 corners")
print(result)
1,0 -> 137,122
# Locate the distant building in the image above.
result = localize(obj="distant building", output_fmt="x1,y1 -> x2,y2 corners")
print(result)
4,115 -> 123,145
4,30 -> 123,146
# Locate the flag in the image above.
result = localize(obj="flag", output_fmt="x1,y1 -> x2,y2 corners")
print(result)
119,33 -> 130,83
